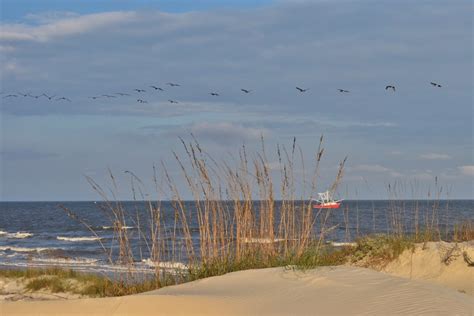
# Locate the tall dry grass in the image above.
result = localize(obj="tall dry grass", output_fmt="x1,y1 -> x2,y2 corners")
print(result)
60,136 -> 472,293
62,135 -> 348,287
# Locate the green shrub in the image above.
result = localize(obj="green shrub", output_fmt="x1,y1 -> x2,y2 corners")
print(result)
352,235 -> 414,266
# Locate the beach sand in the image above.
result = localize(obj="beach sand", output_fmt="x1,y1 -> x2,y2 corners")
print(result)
2,265 -> 472,315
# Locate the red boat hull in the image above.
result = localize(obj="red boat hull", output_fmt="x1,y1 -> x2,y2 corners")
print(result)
313,202 -> 341,209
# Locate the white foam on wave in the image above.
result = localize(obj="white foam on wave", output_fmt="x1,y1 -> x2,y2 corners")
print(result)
101,226 -> 134,230
0,252 -> 20,258
0,231 -> 34,239
0,258 -> 188,276
140,259 -> 188,270
330,242 -> 357,247
241,238 -> 286,244
32,257 -> 99,265
57,236 -> 102,242
9,232 -> 34,239
0,246 -> 52,253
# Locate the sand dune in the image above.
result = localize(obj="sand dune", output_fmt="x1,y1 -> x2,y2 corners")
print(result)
2,266 -> 472,315
382,241 -> 474,295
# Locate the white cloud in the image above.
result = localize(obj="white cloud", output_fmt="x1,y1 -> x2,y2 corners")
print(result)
409,172 -> 433,180
0,60 -> 29,77
458,165 -> 474,176
0,45 -> 16,52
24,11 -> 80,24
389,171 -> 404,178
351,164 -> 391,173
140,121 -> 269,146
265,161 -> 281,170
349,164 -> 405,178
188,122 -> 267,145
0,11 -> 137,42
419,153 -> 452,160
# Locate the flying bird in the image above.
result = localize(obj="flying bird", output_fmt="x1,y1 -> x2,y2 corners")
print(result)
150,86 -> 164,91
28,93 -> 41,99
166,83 -> 180,87
430,82 -> 442,88
115,93 -> 130,96
385,85 -> 396,91
102,94 -> 116,98
89,96 -> 101,100
56,97 -> 71,102
3,94 -> 18,98
210,92 -> 219,96
42,94 -> 56,100
168,99 -> 178,104
337,89 -> 350,93
134,89 -> 146,93
296,87 -> 309,92
137,99 -> 148,103
17,92 -> 29,97
241,89 -> 252,93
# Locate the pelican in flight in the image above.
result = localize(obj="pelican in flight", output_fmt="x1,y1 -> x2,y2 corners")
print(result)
337,89 -> 350,93
150,86 -> 164,91
168,99 -> 178,104
134,89 -> 146,93
137,99 -> 148,103
241,89 -> 252,93
102,94 -> 116,98
115,93 -> 130,96
56,97 -> 71,102
166,83 -> 180,87
430,82 -> 442,88
42,94 -> 56,100
3,94 -> 17,98
385,85 -> 396,91
89,96 -> 101,100
210,92 -> 219,96
296,87 -> 309,92
28,94 -> 41,99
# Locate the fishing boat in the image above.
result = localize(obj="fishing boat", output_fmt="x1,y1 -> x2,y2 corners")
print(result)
312,191 -> 342,209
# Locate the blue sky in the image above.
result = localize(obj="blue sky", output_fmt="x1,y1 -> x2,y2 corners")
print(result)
0,0 -> 472,200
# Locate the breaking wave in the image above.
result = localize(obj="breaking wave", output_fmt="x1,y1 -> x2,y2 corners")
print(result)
101,226 -> 134,230
329,242 -> 357,247
31,257 -> 99,265
140,259 -> 188,270
0,230 -> 34,239
241,238 -> 286,244
57,236 -> 102,242
0,246 -> 53,253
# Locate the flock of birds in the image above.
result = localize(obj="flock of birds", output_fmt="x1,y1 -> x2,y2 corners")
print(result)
1,81 -> 443,104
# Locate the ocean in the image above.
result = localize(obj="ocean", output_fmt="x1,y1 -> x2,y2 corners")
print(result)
1,200 -> 472,274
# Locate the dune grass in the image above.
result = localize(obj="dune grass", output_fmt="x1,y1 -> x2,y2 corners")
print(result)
0,268 -> 168,297
350,235 -> 414,267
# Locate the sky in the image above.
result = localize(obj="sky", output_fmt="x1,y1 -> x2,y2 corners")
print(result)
0,0 -> 472,201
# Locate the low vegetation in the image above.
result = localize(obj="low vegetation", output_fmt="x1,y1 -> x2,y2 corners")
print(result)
350,235 -> 414,267
0,268 -> 167,297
